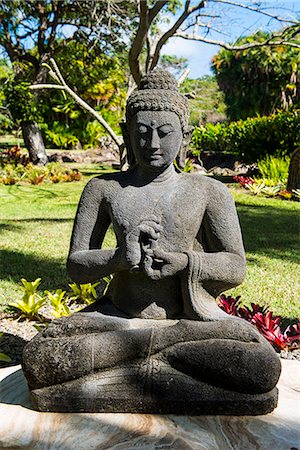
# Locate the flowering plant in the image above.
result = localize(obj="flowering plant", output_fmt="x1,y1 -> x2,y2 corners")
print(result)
233,175 -> 255,187
218,294 -> 300,352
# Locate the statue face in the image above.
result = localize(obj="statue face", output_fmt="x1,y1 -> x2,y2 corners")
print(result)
129,110 -> 183,170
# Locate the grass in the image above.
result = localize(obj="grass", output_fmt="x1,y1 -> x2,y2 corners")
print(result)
230,188 -> 300,320
0,172 -> 299,319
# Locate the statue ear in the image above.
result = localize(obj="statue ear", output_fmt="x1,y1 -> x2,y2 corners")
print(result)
176,126 -> 194,169
120,122 -> 136,167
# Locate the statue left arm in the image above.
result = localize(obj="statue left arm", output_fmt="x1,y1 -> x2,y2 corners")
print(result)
195,180 -> 246,297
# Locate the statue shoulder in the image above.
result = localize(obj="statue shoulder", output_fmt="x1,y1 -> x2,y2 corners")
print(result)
182,173 -> 234,205
80,172 -> 126,202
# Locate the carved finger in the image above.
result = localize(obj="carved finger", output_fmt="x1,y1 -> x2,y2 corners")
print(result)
140,220 -> 163,233
152,248 -> 170,261
138,224 -> 160,240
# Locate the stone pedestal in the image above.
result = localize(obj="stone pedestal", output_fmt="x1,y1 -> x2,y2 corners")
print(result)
1,360 -> 299,449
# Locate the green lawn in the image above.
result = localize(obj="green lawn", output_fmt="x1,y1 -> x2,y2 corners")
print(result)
0,175 -> 299,319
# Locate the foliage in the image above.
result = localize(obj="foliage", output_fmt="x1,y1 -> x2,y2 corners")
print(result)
42,122 -> 79,149
192,109 -> 300,162
45,289 -> 70,319
0,332 -> 12,362
218,295 -> 300,352
38,40 -> 127,148
257,155 -> 290,184
0,145 -> 29,166
69,282 -> 100,305
0,158 -> 82,185
159,54 -> 188,75
233,176 -> 254,188
235,155 -> 299,200
7,275 -> 114,321
180,76 -> 226,127
3,81 -> 40,123
212,30 -> 300,120
9,278 -> 46,320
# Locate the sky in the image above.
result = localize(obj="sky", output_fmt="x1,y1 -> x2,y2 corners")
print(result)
161,1 -> 300,79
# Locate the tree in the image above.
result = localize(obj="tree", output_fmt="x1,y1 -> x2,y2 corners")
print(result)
180,75 -> 226,126
40,39 -> 128,149
212,30 -> 300,120
127,1 -> 300,87
15,1 -> 300,164
0,0 -> 133,163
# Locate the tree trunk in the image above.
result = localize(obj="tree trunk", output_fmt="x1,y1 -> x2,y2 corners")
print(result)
287,148 -> 300,191
22,121 -> 48,165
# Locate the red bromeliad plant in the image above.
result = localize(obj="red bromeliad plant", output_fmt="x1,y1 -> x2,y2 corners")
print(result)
233,175 -> 255,188
218,294 -> 300,352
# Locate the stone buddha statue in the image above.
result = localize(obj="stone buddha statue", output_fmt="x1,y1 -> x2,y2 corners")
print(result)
22,69 -> 281,415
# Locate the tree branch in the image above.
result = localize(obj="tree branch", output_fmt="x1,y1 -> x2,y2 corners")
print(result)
129,0 -> 168,85
36,1 -> 49,56
48,0 -> 60,51
128,1 -> 148,86
149,0 -> 206,70
175,30 -> 300,50
30,59 -> 123,148
210,0 -> 299,25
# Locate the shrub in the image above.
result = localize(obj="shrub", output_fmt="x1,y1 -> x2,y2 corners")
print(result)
9,278 -> 46,320
45,289 -> 71,318
0,158 -> 81,185
218,294 -> 300,352
192,109 -> 300,163
0,333 -> 12,363
0,145 -> 29,167
257,155 -> 290,184
68,282 -> 100,305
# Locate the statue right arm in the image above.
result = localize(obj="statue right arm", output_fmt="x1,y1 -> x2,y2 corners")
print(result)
67,178 -> 127,283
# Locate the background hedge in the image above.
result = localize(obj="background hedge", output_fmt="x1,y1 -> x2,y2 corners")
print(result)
192,109 -> 300,163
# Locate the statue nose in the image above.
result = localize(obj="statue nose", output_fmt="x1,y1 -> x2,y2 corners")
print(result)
149,129 -> 160,150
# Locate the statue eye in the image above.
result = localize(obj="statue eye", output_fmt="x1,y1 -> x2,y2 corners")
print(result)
158,125 -> 173,138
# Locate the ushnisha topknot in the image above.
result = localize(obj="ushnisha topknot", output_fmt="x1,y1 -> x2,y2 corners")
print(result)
126,68 -> 190,133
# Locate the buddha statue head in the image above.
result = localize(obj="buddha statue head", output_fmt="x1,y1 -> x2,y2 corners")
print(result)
121,69 -> 193,169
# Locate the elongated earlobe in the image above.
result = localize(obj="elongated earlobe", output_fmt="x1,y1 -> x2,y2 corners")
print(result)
176,126 -> 194,168
120,122 -> 136,167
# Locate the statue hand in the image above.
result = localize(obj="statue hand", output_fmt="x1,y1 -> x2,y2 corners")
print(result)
142,248 -> 188,280
124,217 -> 162,270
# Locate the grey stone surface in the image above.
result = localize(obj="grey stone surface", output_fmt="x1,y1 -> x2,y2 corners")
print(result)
22,69 -> 281,414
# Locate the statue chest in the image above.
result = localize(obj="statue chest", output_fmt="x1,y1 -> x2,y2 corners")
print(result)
107,183 -> 206,248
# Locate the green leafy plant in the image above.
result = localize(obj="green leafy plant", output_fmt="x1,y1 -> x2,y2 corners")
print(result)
0,160 -> 82,185
25,164 -> 45,185
69,282 -> 100,305
4,81 -> 40,123
0,332 -> 12,363
257,155 -> 290,184
43,122 -> 79,149
102,275 -> 113,296
245,182 -> 266,195
9,278 -> 46,320
45,289 -> 70,318
260,185 -> 282,197
192,110 -> 300,163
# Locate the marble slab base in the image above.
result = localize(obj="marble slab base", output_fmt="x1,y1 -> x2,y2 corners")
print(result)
0,360 -> 299,449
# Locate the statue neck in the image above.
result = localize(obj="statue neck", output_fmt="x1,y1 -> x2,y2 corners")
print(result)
133,164 -> 178,185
